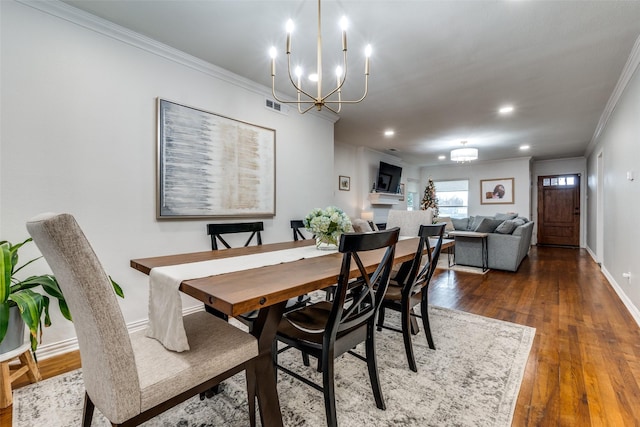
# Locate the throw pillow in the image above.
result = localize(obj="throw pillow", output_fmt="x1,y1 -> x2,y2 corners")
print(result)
434,216 -> 455,232
451,217 -> 469,230
351,218 -> 373,233
516,216 -> 529,223
469,215 -> 492,231
474,218 -> 504,233
494,212 -> 518,220
495,219 -> 518,234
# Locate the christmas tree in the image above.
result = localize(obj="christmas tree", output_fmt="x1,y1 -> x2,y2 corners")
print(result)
420,178 -> 439,219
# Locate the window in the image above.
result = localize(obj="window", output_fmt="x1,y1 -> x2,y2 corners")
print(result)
434,179 -> 469,218
406,192 -> 415,210
542,175 -> 576,186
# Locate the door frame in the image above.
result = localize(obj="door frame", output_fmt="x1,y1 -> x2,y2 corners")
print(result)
532,159 -> 586,248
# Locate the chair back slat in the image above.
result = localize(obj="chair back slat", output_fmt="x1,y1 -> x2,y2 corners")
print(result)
290,220 -> 307,241
207,222 -> 264,250
404,223 -> 446,298
327,228 -> 399,338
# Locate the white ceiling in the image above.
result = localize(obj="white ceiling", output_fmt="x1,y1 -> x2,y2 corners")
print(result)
62,0 -> 640,166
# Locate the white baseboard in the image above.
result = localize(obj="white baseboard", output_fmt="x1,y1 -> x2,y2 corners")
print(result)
601,266 -> 640,328
34,305 -> 205,361
586,244 -> 640,327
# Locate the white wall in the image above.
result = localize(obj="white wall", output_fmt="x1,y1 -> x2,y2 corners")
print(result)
586,56 -> 640,323
419,157 -> 532,219
0,1 -> 336,356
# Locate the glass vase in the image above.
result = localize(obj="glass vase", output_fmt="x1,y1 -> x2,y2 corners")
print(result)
315,235 -> 339,251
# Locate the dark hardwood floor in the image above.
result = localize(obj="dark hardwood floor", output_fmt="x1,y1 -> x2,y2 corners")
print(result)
2,246 -> 639,426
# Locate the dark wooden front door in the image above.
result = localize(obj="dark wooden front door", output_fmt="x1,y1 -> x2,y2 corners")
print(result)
537,174 -> 580,247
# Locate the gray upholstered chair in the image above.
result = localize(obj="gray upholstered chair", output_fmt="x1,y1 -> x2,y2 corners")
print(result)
26,213 -> 259,427
386,209 -> 434,237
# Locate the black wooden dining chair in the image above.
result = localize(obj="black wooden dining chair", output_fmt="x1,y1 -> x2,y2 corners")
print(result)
376,223 -> 446,372
290,220 -> 309,241
207,222 -> 263,250
205,221 -> 308,326
274,227 -> 400,427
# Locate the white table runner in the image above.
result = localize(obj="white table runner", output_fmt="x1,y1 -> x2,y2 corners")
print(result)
147,245 -> 335,351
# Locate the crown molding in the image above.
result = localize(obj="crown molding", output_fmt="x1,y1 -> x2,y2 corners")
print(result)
586,34 -> 640,157
15,0 -> 338,124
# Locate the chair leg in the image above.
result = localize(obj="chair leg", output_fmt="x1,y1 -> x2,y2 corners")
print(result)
402,302 -> 418,372
246,364 -> 257,427
302,352 -> 311,367
365,323 -> 386,410
421,299 -> 436,350
376,305 -> 386,332
321,351 -> 338,427
409,308 -> 420,335
82,392 -> 95,427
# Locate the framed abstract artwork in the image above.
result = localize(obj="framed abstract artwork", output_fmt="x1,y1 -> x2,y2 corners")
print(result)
157,98 -> 276,218
480,178 -> 514,204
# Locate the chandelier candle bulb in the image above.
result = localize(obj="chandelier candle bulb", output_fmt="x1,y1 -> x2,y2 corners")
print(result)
365,45 -> 372,74
269,47 -> 276,76
286,19 -> 293,54
341,16 -> 348,51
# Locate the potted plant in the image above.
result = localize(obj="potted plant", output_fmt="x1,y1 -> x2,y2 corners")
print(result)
0,237 -> 123,356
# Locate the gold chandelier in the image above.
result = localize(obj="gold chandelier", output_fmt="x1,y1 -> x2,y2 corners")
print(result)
269,0 -> 371,114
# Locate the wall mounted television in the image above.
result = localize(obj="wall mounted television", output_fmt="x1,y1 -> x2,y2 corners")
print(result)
376,161 -> 403,193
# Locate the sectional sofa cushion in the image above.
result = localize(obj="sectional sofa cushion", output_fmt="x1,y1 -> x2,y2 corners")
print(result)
474,218 -> 504,233
468,215 -> 494,231
451,217 -> 469,231
494,212 -> 518,220
495,219 -> 519,234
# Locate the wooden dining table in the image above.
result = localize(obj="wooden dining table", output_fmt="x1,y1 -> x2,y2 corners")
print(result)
130,236 -> 454,426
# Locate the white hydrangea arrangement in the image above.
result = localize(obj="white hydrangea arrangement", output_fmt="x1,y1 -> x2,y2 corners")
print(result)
303,206 -> 353,247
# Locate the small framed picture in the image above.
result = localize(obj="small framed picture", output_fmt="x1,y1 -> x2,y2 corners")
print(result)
399,183 -> 405,201
480,178 -> 514,204
339,175 -> 351,191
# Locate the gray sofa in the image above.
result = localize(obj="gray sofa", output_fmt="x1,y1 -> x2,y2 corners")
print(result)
447,214 -> 534,272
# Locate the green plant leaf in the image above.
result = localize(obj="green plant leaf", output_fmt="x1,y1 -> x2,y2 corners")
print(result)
0,243 -> 11,304
110,276 -> 125,298
0,302 -> 9,344
11,289 -> 47,352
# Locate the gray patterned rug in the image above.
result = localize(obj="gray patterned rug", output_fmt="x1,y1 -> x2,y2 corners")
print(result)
13,306 -> 534,426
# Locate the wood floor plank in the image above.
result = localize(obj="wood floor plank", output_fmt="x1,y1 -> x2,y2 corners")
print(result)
3,246 -> 640,427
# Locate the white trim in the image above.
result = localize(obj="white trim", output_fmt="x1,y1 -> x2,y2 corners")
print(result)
587,35 -> 640,156
33,305 -> 205,361
15,0 -> 338,124
565,245 -> 639,328
601,266 -> 640,328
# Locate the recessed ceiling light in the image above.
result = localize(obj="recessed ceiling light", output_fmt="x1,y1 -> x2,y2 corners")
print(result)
499,105 -> 514,115
384,129 -> 395,137
520,145 -> 530,150
438,155 -> 446,160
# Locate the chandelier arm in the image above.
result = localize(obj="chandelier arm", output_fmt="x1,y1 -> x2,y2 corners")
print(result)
270,76 -> 291,104
301,104 -> 317,114
286,53 -> 317,102
323,103 -> 340,114
323,74 -> 369,104
323,50 -> 348,101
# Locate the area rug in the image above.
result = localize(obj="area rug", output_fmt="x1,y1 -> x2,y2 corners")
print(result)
13,306 -> 534,426
437,257 -> 490,274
